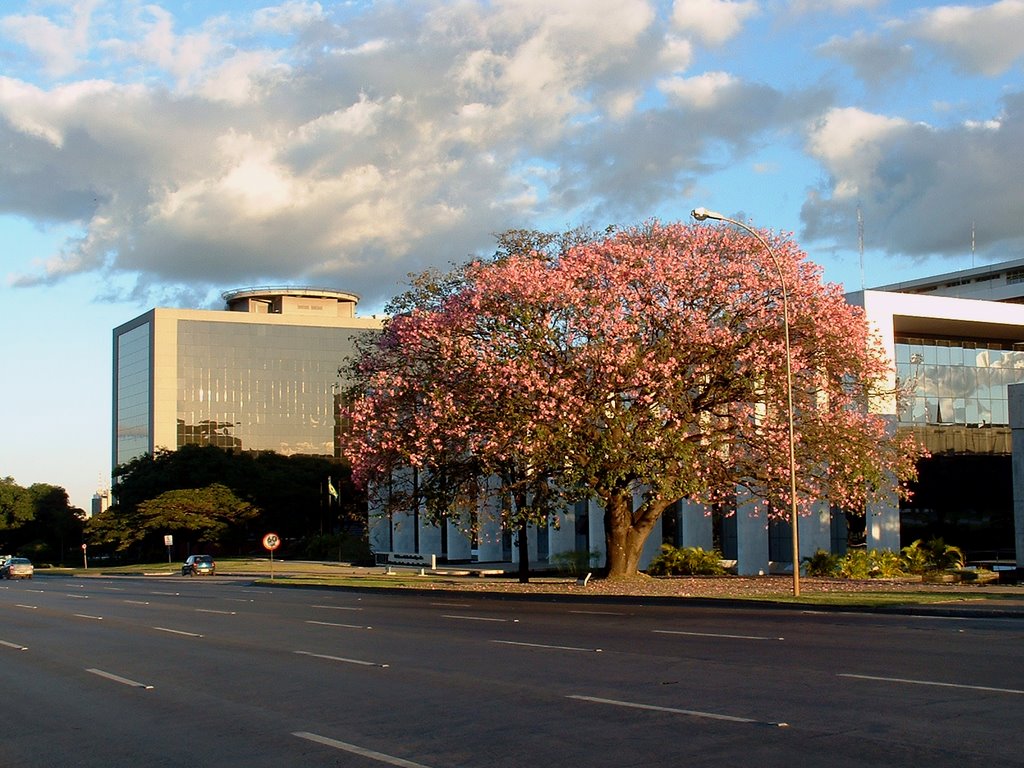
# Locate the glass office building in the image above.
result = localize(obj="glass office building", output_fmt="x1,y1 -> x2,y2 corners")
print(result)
112,288 -> 382,472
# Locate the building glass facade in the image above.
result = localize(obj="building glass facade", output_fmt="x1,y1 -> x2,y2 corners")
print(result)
895,336 -> 1024,427
114,320 -> 151,466
176,320 -> 365,456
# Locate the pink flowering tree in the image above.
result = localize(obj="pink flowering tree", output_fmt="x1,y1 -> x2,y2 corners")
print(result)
345,221 -> 921,579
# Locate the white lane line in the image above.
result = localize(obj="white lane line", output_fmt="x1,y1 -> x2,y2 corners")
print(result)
125,600 -> 151,605
570,610 -> 626,616
74,614 -> 104,621
15,604 -> 37,610
224,598 -> 254,603
311,604 -> 363,611
86,668 -> 154,690
0,640 -> 28,651
293,732 -> 430,768
429,602 -> 470,608
153,626 -> 203,638
442,614 -> 517,623
653,629 -> 784,641
102,587 -> 125,591
294,650 -> 388,668
149,591 -> 180,596
839,673 -> 1024,695
567,695 -> 788,727
26,589 -> 45,593
493,640 -> 602,653
196,608 -> 236,615
66,594 -> 90,599
305,620 -> 373,630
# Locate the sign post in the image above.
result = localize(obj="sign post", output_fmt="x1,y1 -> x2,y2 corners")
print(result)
262,533 -> 281,579
81,543 -> 88,570
164,534 -> 174,564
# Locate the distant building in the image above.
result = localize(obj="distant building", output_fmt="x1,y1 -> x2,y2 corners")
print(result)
111,287 -> 382,476
89,488 -> 111,519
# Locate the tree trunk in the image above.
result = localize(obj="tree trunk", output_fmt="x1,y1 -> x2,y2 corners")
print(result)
602,491 -> 671,579
517,518 -> 530,583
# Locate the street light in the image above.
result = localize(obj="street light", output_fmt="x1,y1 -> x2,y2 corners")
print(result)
691,207 -> 801,597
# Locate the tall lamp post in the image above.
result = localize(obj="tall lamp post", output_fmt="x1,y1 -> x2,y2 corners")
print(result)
691,207 -> 801,597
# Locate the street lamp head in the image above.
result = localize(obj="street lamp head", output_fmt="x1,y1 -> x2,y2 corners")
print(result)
691,207 -> 724,222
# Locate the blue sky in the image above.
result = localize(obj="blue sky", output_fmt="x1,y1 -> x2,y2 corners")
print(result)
4,0 -> 1024,510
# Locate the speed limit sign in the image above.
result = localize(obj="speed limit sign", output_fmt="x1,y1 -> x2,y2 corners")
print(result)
262,533 -> 280,551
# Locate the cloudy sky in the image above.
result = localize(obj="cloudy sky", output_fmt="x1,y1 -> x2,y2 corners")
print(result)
4,0 -> 1024,510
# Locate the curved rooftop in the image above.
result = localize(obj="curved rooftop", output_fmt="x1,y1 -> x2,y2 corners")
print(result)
222,286 -> 362,317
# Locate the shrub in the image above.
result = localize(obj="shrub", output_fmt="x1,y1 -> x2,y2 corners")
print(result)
647,544 -> 726,576
900,538 -> 965,574
804,549 -> 841,577
832,548 -> 908,579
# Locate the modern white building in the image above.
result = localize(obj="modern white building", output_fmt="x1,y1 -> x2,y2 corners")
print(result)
373,258 -> 1024,576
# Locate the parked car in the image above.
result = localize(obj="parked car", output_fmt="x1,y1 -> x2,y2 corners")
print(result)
181,555 -> 216,576
1,557 -> 34,579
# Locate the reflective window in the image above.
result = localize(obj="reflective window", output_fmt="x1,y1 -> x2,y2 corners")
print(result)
897,336 -> 1024,426
115,321 -> 152,465
176,320 -> 369,456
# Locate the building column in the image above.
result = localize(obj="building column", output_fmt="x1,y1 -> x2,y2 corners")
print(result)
445,518 -> 472,561
799,500 -> 833,560
1008,384 -> 1024,573
735,490 -> 769,576
678,498 -> 713,550
548,507 -> 576,561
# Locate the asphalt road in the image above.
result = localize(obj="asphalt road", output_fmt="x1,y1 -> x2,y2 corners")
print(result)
2,574 -> 1022,768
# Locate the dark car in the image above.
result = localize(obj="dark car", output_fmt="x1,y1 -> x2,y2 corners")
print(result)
1,557 -> 34,579
181,555 -> 216,576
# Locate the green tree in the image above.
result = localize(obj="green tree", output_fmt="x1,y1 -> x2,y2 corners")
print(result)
130,484 -> 258,551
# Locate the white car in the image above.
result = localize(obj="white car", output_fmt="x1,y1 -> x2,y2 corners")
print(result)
1,557 -> 33,579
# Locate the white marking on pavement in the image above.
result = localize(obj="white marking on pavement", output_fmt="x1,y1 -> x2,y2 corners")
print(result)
654,629 -> 784,641
429,602 -> 470,608
15,604 -> 37,610
293,732 -> 430,767
153,626 -> 203,638
0,640 -> 28,651
442,614 -> 512,623
86,668 -> 154,689
570,610 -> 626,616
224,598 -> 254,603
150,591 -> 180,596
295,650 -> 388,668
103,587 -> 125,591
839,673 -> 1024,695
125,600 -> 150,605
74,614 -> 104,621
493,640 -> 601,653
306,620 -> 372,630
196,608 -> 236,615
66,594 -> 90,599
311,604 -> 363,611
567,695 -> 788,727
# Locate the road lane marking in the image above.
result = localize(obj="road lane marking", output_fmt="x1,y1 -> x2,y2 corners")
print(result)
66,594 -> 90,599
493,640 -> 602,653
311,604 -> 363,611
442,614 -> 517,623
306,620 -> 373,630
653,629 -> 784,641
570,610 -> 626,616
429,602 -> 470,608
74,614 -> 104,621
15,604 -> 37,610
87,668 -> 154,690
102,587 -> 125,591
149,591 -> 180,596
0,640 -> 28,651
567,695 -> 788,727
295,650 -> 388,668
153,626 -> 203,638
293,732 -> 430,767
196,608 -> 236,615
839,673 -> 1024,695
125,600 -> 150,605
224,598 -> 254,603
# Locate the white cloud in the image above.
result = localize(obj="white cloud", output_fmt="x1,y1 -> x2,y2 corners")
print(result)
908,0 -> 1024,76
0,0 -> 100,76
659,71 -> 739,109
671,0 -> 758,46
